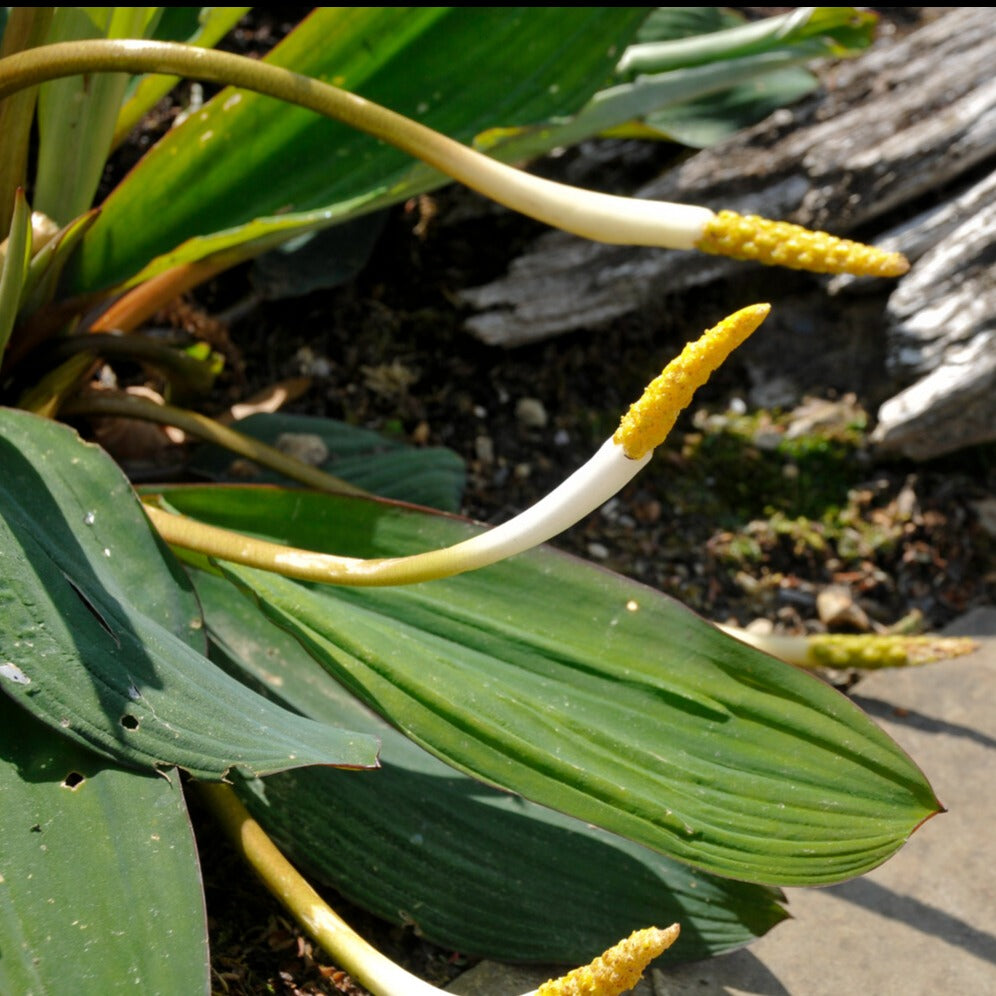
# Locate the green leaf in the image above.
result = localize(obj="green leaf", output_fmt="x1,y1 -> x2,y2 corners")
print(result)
0,408 -> 379,778
19,208 -> 100,316
618,7 -> 874,75
0,8 -> 53,231
158,485 -> 941,886
0,187 -> 31,357
482,49 -> 820,161
636,65 -> 821,148
34,8 -> 162,224
67,7 -> 649,294
194,568 -> 787,963
111,6 -> 252,148
190,412 -> 466,512
0,695 -> 209,995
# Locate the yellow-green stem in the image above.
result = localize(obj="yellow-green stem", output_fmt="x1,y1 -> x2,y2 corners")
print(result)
0,39 -> 711,249
197,782 -> 442,996
62,391 -> 365,495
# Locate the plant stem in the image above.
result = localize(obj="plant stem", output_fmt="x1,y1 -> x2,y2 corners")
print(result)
48,332 -> 219,394
197,782 -> 443,996
0,39 -> 715,249
62,391 -> 365,495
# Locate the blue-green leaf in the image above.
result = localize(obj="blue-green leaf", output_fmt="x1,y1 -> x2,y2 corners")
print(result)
0,408 -> 379,778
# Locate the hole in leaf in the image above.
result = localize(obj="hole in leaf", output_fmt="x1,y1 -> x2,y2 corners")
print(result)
120,714 -> 139,730
61,771 -> 85,791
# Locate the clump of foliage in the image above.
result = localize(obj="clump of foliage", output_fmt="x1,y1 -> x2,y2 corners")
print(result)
0,9 -> 942,995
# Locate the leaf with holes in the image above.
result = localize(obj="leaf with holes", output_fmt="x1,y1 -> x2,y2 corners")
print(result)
159,484 -> 941,886
0,408 -> 378,778
0,694 -> 209,995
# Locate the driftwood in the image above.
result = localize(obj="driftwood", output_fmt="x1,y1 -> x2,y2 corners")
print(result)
460,8 -> 996,459
869,169 -> 996,458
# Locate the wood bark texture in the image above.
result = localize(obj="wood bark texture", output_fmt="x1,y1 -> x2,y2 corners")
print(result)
460,8 -> 996,460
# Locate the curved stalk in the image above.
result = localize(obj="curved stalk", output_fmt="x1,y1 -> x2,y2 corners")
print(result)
146,305 -> 769,586
62,391 -> 365,495
0,40 -> 907,274
49,332 -> 219,393
199,781 -> 678,996
197,782 -> 443,996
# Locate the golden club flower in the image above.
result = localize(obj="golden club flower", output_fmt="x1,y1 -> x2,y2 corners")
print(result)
146,304 -> 771,585
0,41 -> 909,280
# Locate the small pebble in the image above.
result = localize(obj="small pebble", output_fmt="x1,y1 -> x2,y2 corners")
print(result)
515,397 -> 548,428
475,435 -> 494,464
276,433 -> 329,466
817,585 -> 871,630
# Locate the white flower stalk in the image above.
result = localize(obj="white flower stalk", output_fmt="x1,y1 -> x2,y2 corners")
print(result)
147,304 -> 771,585
0,41 -> 907,277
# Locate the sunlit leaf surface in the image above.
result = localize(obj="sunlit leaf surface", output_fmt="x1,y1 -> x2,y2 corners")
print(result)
160,484 -> 941,885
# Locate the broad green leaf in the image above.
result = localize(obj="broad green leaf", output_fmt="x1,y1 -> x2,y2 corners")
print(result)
0,408 -> 378,778
35,8 -> 162,224
108,188 -> 397,294
190,412 -> 466,512
67,7 -> 649,294
195,567 -> 788,962
0,695 -> 209,995
158,485 -> 941,885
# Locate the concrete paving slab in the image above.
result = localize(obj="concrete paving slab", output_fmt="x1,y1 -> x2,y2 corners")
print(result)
651,606 -> 996,996
449,607 -> 996,996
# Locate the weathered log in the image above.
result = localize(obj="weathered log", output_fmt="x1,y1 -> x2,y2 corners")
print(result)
461,8 -> 996,459
870,169 -> 996,459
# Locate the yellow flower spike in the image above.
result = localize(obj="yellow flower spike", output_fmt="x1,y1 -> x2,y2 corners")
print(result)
614,303 -> 770,460
697,210 -> 909,277
807,633 -> 979,670
531,925 -> 681,996
719,626 -> 978,671
147,306 -> 767,587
